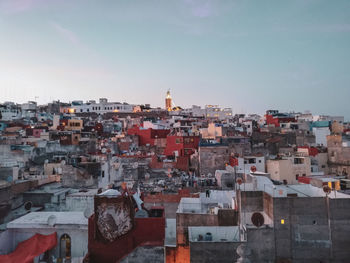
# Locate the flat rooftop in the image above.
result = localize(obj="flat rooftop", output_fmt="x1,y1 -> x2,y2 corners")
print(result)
68,189 -> 98,197
177,191 -> 235,214
188,226 -> 240,242
7,212 -> 88,229
241,175 -> 350,199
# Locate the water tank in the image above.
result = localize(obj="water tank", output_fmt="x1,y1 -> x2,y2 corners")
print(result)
205,232 -> 212,241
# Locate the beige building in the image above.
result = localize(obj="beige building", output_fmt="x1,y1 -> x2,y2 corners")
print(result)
200,123 -> 222,139
267,156 -> 311,184
66,119 -> 83,131
327,134 -> 350,176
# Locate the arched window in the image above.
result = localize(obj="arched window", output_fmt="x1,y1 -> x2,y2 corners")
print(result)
60,234 -> 71,260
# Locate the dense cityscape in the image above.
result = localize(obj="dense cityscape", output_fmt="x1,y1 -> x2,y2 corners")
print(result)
1,0 -> 350,262
0,92 -> 349,262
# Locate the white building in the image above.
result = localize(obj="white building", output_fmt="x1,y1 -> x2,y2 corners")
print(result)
0,102 -> 21,121
313,115 -> 344,123
21,101 -> 37,119
61,98 -> 137,114
205,105 -> 233,120
313,127 -> 331,146
0,212 -> 88,262
179,105 -> 233,120
236,156 -> 265,173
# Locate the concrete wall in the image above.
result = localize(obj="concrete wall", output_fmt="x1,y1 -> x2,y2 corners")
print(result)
144,202 -> 179,219
267,157 -> 311,184
189,242 -> 240,263
176,213 -> 219,246
313,127 -> 330,146
199,146 -> 230,176
65,195 -> 94,212
327,134 -> 350,176
246,227 -> 275,262
239,191 -> 263,213
273,197 -> 333,262
120,246 -> 164,263
329,198 -> 350,262
23,192 -> 52,207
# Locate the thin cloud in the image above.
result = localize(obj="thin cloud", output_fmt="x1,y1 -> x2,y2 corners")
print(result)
51,22 -> 80,46
0,0 -> 47,14
315,24 -> 350,33
184,0 -> 214,18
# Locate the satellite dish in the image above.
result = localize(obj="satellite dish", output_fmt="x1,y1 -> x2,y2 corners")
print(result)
132,162 -> 139,169
24,201 -> 33,211
84,208 -> 94,219
47,215 -> 57,227
102,148 -> 107,154
250,166 -> 257,173
61,160 -> 66,165
323,185 -> 331,195
44,159 -> 49,164
236,178 -> 243,185
251,212 -> 265,228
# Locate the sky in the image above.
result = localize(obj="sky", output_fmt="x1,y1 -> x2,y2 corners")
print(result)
0,0 -> 349,119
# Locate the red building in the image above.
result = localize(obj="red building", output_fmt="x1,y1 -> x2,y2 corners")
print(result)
127,125 -> 170,146
163,135 -> 200,157
86,207 -> 165,263
265,110 -> 296,127
298,146 -> 319,157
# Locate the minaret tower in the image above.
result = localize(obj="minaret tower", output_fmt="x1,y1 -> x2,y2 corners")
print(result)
165,90 -> 172,111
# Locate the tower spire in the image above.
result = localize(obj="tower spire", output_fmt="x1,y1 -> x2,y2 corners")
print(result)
165,90 -> 172,111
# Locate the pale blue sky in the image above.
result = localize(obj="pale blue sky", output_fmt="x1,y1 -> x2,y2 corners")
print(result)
0,0 -> 349,119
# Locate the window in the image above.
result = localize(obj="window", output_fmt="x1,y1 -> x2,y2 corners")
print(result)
102,171 -> 105,178
248,158 -> 256,164
294,158 -> 304,164
80,109 -> 83,112
60,234 -> 71,260
176,138 -> 181,144
296,174 -> 299,180
258,160 -> 262,163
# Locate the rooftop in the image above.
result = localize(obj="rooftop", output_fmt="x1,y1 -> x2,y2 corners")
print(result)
177,190 -> 235,214
241,175 -> 350,199
7,212 -> 88,229
188,226 -> 240,242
